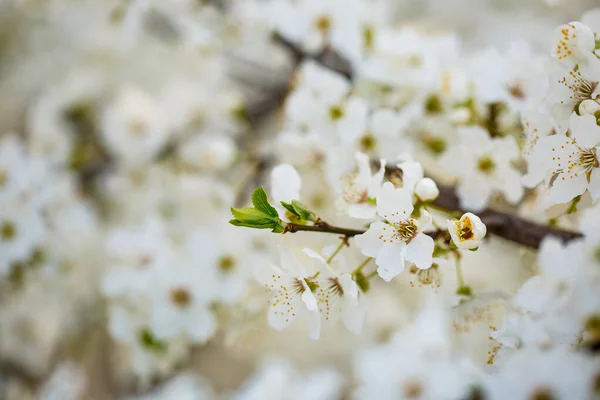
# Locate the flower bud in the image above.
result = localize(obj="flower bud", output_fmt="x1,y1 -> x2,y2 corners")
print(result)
578,99 -> 600,116
447,212 -> 487,250
415,178 -> 439,201
449,107 -> 472,125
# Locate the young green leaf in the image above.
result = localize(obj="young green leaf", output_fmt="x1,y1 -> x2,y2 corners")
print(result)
251,187 -> 279,218
230,207 -> 273,225
291,200 -> 317,222
271,219 -> 285,233
280,201 -> 301,218
229,219 -> 276,229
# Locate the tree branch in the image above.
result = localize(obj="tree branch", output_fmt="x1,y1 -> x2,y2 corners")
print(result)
284,221 -> 364,237
382,164 -> 582,249
284,221 -> 446,243
269,34 -> 584,250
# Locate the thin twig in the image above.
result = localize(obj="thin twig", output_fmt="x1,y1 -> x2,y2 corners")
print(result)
383,164 -> 582,249
284,222 -> 364,237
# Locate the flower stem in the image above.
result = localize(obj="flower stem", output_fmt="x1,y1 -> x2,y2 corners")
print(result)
326,239 -> 347,264
352,257 -> 373,275
454,257 -> 472,295
366,270 -> 378,280
455,259 -> 465,288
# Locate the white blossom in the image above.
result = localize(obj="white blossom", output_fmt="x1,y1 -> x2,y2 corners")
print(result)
336,152 -> 385,219
448,213 -> 487,250
439,126 -> 523,211
523,113 -> 600,207
101,86 -> 171,168
304,248 -> 367,334
255,247 -> 321,339
355,182 -> 434,282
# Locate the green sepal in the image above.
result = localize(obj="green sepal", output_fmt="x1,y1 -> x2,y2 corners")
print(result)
251,187 -> 279,218
139,328 -> 168,353
291,200 -> 316,221
353,271 -> 370,293
456,285 -> 472,296
271,219 -> 285,233
280,201 -> 301,218
468,246 -> 479,252
280,200 -> 317,222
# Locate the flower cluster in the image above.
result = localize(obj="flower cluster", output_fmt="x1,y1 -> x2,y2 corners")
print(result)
2,0 -> 600,399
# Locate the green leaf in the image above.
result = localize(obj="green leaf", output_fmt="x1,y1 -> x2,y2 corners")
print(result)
272,220 -> 285,233
251,187 -> 279,218
280,201 -> 301,217
230,207 -> 273,225
291,200 -> 317,222
229,219 -> 277,230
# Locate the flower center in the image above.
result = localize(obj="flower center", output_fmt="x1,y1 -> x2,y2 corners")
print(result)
454,217 -> 475,242
507,83 -> 525,99
359,133 -> 377,151
170,287 -> 192,309
528,387 -> 556,400
329,105 -> 344,121
327,277 -> 344,296
558,65 -> 598,103
1,221 -> 16,241
314,15 -> 331,35
477,156 -> 496,174
424,136 -> 446,154
390,219 -> 419,243
554,138 -> 600,182
416,264 -> 442,288
218,255 -> 236,273
403,380 -> 423,398
579,147 -> 599,180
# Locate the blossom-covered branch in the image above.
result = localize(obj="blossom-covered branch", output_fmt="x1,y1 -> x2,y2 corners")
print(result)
383,164 -> 583,249
270,29 -> 584,250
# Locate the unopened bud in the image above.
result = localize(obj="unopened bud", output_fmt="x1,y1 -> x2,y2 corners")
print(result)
448,212 -> 487,250
578,99 -> 600,117
415,178 -> 439,201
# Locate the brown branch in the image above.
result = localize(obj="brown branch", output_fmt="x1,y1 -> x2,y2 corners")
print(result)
284,221 -> 447,243
271,34 -> 586,250
284,222 -> 364,237
263,33 -> 585,250
382,164 -> 583,249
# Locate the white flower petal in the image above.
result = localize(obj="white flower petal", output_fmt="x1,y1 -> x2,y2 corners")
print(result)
341,295 -> 367,335
268,289 -> 298,331
301,285 -> 319,311
348,203 -> 377,219
271,164 -> 302,203
185,307 -> 217,343
405,234 -> 434,270
375,242 -> 406,282
376,182 -> 413,223
354,221 -> 388,257
569,113 -> 600,149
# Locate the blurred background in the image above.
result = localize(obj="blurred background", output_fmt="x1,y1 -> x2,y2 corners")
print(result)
0,0 -> 596,399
